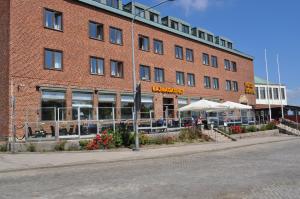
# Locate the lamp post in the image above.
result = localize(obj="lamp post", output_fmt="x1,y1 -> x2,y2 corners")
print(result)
131,0 -> 174,151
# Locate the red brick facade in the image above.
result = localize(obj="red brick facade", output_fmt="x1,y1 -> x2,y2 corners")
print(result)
0,0 -> 255,137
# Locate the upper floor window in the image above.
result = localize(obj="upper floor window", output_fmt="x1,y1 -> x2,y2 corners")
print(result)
199,31 -> 205,39
226,80 -> 232,91
273,88 -> 279,99
140,65 -> 150,81
44,49 -> 62,70
176,71 -> 185,85
268,88 -> 273,99
175,45 -> 183,60
231,61 -> 237,72
211,55 -> 218,68
260,87 -> 266,99
224,59 -> 231,70
107,0 -> 119,9
186,48 -> 194,62
207,34 -> 213,42
110,27 -> 123,45
182,25 -> 189,34
281,88 -> 286,100
187,73 -> 195,87
256,87 -> 259,99
204,76 -> 211,89
89,21 -> 103,41
202,53 -> 209,65
220,39 -> 226,47
138,35 -> 149,51
150,12 -> 159,23
233,81 -> 238,92
154,39 -> 163,55
110,60 -> 123,78
155,68 -> 164,83
213,78 -> 219,89
90,57 -> 104,75
135,7 -> 145,18
228,42 -> 233,49
44,9 -> 62,31
171,20 -> 179,30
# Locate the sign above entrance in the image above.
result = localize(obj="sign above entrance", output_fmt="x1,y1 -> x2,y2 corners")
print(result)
152,86 -> 184,95
244,82 -> 255,95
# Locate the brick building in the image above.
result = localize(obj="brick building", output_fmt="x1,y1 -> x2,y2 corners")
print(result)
0,0 -> 255,138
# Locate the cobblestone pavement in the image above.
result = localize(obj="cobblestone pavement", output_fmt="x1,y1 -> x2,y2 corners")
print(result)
0,139 -> 300,199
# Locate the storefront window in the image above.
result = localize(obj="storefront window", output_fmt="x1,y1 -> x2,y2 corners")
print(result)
98,94 -> 116,120
41,90 -> 66,121
141,96 -> 154,119
121,95 -> 134,119
178,98 -> 188,118
72,92 -> 93,120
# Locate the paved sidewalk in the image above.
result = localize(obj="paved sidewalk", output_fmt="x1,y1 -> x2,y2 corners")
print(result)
0,136 -> 297,173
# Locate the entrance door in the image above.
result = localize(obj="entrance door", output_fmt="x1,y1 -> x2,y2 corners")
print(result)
163,98 -> 174,119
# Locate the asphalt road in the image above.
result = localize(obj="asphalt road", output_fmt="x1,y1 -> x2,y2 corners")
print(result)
1,139 -> 300,199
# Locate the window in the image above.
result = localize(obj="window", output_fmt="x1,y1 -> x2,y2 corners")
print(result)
187,73 -> 195,87
268,88 -> 273,99
260,87 -> 266,99
199,31 -> 205,39
176,71 -> 185,85
155,68 -> 164,83
226,80 -> 232,91
224,59 -> 231,70
154,39 -> 163,54
44,9 -> 62,31
281,88 -> 286,100
171,20 -> 179,30
89,21 -> 103,40
182,25 -> 189,34
273,88 -> 279,99
72,92 -> 93,120
207,34 -> 213,42
109,27 -> 123,45
90,57 -> 104,75
204,76 -> 211,89
228,42 -> 233,49
135,7 -> 145,18
138,35 -> 149,51
110,60 -> 123,78
220,39 -> 226,47
107,0 -> 119,9
140,65 -> 150,81
211,56 -> 218,68
256,87 -> 259,99
98,94 -> 116,120
141,96 -> 154,119
150,12 -> 159,23
44,49 -> 62,70
41,90 -> 66,121
233,81 -> 238,92
121,95 -> 134,119
202,53 -> 209,65
175,45 -> 183,60
231,61 -> 237,72
213,78 -> 219,90
186,49 -> 194,62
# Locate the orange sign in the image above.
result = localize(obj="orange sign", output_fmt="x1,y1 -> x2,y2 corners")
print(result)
244,82 -> 255,95
152,86 -> 184,95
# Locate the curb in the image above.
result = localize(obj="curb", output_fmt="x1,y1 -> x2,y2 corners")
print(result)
0,137 -> 298,174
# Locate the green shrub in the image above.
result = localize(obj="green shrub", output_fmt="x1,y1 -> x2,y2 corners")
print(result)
67,142 -> 80,151
27,143 -> 36,152
113,132 -> 123,148
260,125 -> 267,131
266,122 -> 277,130
79,140 -> 89,150
0,144 -> 7,152
179,128 -> 200,141
247,125 -> 257,132
54,141 -> 66,151
139,134 -> 150,145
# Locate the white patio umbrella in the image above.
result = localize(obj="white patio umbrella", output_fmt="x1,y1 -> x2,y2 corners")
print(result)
179,99 -> 228,112
221,101 -> 252,110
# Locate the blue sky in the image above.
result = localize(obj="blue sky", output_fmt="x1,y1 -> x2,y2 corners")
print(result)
124,0 -> 300,105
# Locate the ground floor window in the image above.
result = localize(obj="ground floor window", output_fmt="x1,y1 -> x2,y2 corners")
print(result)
41,90 -> 66,121
121,95 -> 134,119
98,94 -> 116,119
141,96 -> 154,119
72,92 -> 93,120
178,98 -> 189,118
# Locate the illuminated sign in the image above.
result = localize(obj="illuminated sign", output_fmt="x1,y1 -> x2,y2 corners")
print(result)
152,86 -> 184,95
244,82 -> 255,95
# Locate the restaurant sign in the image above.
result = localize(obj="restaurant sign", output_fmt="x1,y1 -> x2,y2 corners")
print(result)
244,82 -> 255,95
152,86 -> 184,95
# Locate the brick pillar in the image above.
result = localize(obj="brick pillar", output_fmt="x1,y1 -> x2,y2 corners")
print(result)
154,94 -> 163,119
93,91 -> 98,120
115,93 -> 121,120
65,88 -> 72,121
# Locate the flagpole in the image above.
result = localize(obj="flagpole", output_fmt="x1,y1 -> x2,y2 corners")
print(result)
276,54 -> 284,119
264,49 -> 272,122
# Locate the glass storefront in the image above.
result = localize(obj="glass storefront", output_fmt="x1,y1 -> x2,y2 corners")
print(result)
121,95 -> 134,119
98,93 -> 116,120
141,96 -> 154,119
72,92 -> 93,120
41,90 -> 66,121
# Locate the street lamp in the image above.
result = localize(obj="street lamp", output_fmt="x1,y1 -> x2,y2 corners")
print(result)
131,0 -> 175,151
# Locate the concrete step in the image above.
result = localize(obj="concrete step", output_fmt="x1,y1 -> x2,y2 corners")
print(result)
202,130 -> 232,142
277,124 -> 300,136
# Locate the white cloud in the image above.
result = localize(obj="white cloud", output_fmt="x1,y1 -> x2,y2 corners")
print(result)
175,0 -> 209,13
287,87 -> 300,106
